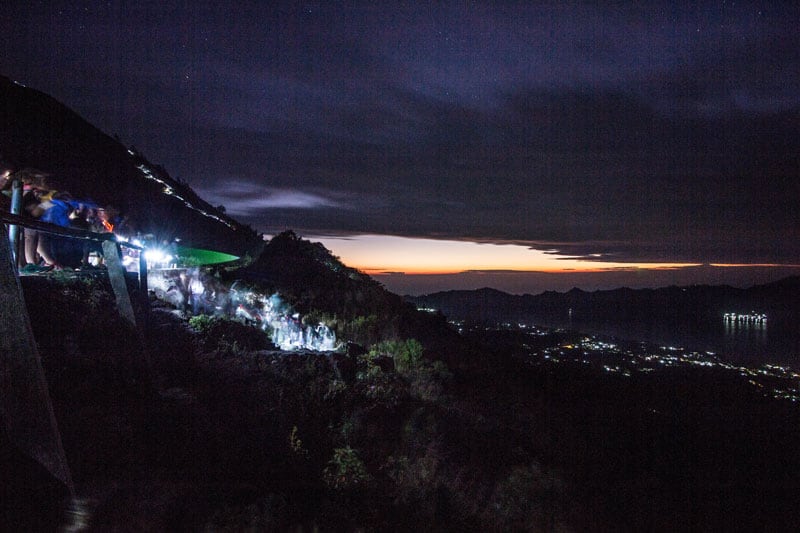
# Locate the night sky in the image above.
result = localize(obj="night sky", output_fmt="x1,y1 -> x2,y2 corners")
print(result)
2,1 -> 799,293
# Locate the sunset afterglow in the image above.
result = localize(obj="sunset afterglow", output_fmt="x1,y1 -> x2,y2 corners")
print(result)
317,235 -> 699,275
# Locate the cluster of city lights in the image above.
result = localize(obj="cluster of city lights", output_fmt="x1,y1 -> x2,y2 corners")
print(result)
554,336 -> 799,402
455,320 -> 800,404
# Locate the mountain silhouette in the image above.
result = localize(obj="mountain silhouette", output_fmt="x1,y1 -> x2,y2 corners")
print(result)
408,277 -> 800,358
409,277 -> 800,323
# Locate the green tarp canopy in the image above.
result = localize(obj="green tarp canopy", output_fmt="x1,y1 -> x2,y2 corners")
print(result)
175,246 -> 239,266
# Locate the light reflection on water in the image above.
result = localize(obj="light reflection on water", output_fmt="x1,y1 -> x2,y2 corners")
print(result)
723,318 -> 767,344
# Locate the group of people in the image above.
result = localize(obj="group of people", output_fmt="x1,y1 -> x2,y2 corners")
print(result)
1,163 -> 123,272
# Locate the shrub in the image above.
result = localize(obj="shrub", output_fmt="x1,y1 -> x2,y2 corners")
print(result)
369,339 -> 424,373
288,425 -> 308,458
396,339 -> 424,373
383,450 -> 440,506
189,314 -> 273,354
337,414 -> 360,444
356,362 -> 395,401
188,313 -> 215,332
408,362 -> 453,402
323,447 -> 371,490
324,379 -> 348,401
336,314 -> 381,346
489,462 -> 566,530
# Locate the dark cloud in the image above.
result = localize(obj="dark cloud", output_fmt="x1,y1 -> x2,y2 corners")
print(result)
2,1 -> 799,267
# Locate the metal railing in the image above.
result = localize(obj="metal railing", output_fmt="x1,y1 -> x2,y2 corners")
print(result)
1,209 -> 148,291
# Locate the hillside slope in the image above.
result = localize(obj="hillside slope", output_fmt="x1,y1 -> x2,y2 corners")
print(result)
11,260 -> 800,531
7,262 -> 578,531
234,231 -> 467,361
0,75 -> 258,256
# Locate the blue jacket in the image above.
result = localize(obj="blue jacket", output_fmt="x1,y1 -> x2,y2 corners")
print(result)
41,198 -> 71,227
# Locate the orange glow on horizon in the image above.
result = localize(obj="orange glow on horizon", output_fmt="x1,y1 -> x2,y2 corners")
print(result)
358,265 -> 696,276
315,234 -> 702,275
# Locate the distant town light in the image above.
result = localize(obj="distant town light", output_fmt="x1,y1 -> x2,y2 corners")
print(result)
723,312 -> 767,324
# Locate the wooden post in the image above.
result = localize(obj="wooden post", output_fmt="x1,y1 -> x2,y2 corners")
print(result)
0,230 -> 74,494
102,239 -> 137,327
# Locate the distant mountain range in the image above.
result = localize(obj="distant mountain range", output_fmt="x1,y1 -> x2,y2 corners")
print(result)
0,75 -> 258,256
407,277 -> 800,339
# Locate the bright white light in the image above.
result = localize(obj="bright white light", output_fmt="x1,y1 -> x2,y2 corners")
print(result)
149,269 -> 338,351
144,249 -> 173,265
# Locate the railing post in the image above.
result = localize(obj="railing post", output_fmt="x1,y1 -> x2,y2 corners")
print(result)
102,239 -> 137,327
7,178 -> 22,263
138,248 -> 148,294
102,240 -> 153,375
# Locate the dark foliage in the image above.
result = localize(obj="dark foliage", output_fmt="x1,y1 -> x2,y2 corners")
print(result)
8,265 -> 800,531
9,271 -> 580,530
189,314 -> 275,354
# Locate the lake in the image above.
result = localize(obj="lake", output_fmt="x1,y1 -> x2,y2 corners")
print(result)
532,314 -> 800,367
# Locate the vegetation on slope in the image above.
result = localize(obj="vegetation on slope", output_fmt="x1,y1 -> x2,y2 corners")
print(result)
11,273 -> 571,530
8,234 -> 800,531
